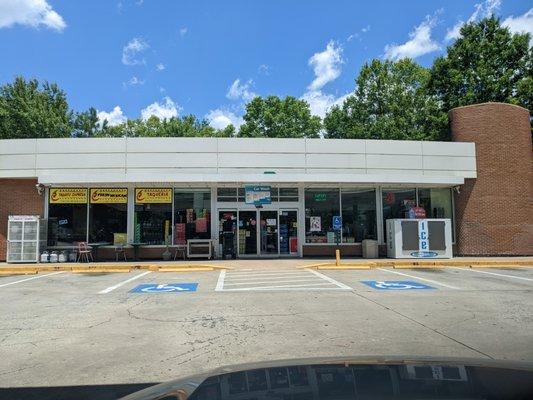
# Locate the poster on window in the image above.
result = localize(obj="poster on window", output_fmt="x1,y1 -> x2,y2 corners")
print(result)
309,216 -> 321,232
90,188 -> 128,203
195,217 -> 207,233
49,188 -> 88,204
135,188 -> 172,204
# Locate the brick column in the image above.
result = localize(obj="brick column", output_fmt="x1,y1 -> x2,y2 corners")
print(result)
0,179 -> 44,261
450,103 -> 533,256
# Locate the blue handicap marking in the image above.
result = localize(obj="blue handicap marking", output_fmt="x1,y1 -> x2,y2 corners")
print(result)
130,283 -> 198,293
361,280 -> 435,290
332,215 -> 342,230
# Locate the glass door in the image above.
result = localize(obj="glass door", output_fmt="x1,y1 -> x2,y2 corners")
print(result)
279,210 -> 298,256
238,211 -> 257,256
260,210 -> 278,255
218,210 -> 237,259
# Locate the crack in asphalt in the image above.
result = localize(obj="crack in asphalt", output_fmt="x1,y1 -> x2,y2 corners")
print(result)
350,290 -> 495,359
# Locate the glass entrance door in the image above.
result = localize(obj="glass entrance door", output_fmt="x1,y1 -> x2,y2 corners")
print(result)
279,210 -> 298,256
218,210 -> 237,259
238,211 -> 257,256
260,210 -> 278,255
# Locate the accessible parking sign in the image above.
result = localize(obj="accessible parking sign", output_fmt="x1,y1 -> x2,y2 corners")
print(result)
361,280 -> 435,290
130,283 -> 198,293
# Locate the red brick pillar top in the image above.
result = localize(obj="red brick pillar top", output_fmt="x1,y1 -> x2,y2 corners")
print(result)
450,102 -> 533,256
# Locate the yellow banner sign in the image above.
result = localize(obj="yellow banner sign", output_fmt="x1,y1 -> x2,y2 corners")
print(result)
135,188 -> 172,204
49,188 -> 88,204
90,188 -> 128,204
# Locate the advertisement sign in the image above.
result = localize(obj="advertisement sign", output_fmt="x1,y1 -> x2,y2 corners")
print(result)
90,188 -> 128,204
309,216 -> 321,232
245,186 -> 271,205
314,193 -> 327,202
135,188 -> 172,204
49,188 -> 88,204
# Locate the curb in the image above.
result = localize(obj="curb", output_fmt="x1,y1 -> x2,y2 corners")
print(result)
303,261 -> 533,270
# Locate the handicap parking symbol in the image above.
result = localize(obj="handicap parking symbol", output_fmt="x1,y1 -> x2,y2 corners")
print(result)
130,283 -> 198,293
361,280 -> 435,290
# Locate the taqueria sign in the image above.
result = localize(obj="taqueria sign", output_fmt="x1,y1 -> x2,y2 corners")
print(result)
135,188 -> 172,204
90,188 -> 128,204
49,188 -> 88,204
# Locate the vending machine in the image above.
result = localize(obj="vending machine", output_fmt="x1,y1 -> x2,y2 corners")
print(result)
386,218 -> 452,259
6,215 -> 47,263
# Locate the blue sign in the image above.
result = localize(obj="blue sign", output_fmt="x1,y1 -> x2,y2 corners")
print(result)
410,251 -> 439,258
130,283 -> 198,293
245,186 -> 271,205
332,216 -> 342,230
361,280 -> 435,290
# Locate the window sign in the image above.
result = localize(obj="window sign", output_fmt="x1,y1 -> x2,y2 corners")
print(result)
310,216 -> 321,232
313,193 -> 327,202
90,188 -> 128,204
332,216 -> 342,230
49,188 -> 87,204
245,186 -> 271,205
135,188 -> 172,204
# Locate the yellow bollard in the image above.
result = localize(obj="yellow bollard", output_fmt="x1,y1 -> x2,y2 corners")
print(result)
335,249 -> 341,266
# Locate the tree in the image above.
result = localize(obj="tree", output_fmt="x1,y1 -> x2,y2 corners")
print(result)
72,107 -> 101,137
0,76 -> 73,139
239,96 -> 321,138
324,59 -> 447,140
428,16 -> 532,114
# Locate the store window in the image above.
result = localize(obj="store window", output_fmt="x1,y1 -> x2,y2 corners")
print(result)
278,187 -> 299,202
305,188 -> 340,244
217,188 -> 239,202
47,188 -> 88,245
173,189 -> 211,244
418,188 -> 454,240
341,189 -> 377,243
134,188 -> 172,245
381,188 -> 416,241
88,188 -> 128,244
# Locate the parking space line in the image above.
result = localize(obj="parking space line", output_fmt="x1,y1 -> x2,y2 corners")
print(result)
215,270 -> 226,291
307,269 -> 352,290
98,271 -> 152,294
223,282 -> 340,291
224,278 -> 321,286
226,271 -> 313,277
0,271 -> 65,288
227,274 -> 312,281
377,268 -> 460,290
451,267 -> 533,282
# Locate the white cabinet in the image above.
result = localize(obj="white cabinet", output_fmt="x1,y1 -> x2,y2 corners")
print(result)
7,215 -> 46,263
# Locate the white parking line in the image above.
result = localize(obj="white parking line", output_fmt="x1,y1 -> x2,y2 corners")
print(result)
226,271 -> 313,277
215,270 -> 226,291
377,268 -> 460,290
223,282 -> 342,291
306,269 -> 352,290
227,274 -> 312,281
224,278 -> 321,286
98,271 -> 152,294
451,267 -> 533,282
0,271 -> 65,288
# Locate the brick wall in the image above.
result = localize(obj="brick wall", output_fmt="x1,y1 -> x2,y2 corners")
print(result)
450,103 -> 533,256
0,179 -> 44,261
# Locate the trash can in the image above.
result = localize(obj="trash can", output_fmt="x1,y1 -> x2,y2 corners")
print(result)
362,239 -> 378,258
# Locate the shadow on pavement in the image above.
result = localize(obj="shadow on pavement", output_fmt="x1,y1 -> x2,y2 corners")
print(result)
0,382 -> 158,400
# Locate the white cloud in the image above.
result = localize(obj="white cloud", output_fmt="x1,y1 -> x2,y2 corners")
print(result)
141,97 -> 181,120
503,8 -> 533,43
384,14 -> 440,60
227,79 -> 256,101
97,106 -> 127,127
446,0 -> 502,41
123,76 -> 144,87
156,63 -> 165,71
301,90 -> 351,119
122,37 -> 149,66
307,41 -> 343,91
258,64 -> 270,75
0,0 -> 66,31
179,27 -> 188,37
205,109 -> 243,131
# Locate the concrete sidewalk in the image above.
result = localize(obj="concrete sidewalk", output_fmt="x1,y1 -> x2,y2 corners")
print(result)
0,256 -> 532,275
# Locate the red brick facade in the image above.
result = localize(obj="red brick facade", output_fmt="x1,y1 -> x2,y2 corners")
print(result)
0,179 -> 44,261
450,103 -> 533,256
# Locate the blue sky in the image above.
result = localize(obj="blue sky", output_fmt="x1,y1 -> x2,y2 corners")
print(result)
0,0 -> 531,128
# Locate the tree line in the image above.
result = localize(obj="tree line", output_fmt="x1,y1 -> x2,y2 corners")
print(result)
1,17 -> 531,141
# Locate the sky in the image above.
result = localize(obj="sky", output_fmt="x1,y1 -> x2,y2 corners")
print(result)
0,0 -> 531,129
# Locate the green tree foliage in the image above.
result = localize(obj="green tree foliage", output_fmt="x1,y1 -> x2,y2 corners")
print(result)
324,59 -> 447,140
95,115 -> 233,138
429,16 -> 532,114
72,107 -> 100,137
239,96 -> 321,138
0,76 -> 73,139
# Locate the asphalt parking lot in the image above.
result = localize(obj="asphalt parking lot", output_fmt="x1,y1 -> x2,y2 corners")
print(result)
1,266 -> 532,390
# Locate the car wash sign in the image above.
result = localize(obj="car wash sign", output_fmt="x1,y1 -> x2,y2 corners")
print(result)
245,186 -> 271,205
